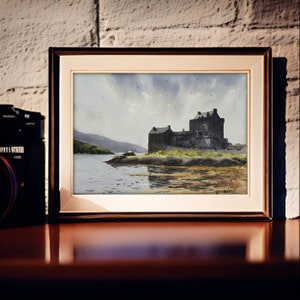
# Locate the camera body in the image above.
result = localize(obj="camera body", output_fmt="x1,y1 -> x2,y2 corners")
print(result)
0,104 -> 45,227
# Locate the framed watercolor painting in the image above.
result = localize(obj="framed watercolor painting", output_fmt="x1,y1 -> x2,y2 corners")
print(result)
48,47 -> 272,221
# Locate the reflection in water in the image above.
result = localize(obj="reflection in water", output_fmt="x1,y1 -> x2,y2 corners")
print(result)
147,165 -> 247,194
74,154 -> 247,194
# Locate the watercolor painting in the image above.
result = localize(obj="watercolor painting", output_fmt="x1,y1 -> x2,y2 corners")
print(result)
73,73 -> 248,195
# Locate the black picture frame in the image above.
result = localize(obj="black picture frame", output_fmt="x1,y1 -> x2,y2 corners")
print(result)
48,47 -> 272,222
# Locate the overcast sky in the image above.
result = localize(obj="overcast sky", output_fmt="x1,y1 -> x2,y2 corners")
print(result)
73,73 -> 247,149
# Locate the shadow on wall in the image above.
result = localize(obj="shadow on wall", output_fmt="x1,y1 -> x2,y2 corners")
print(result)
272,57 -> 287,219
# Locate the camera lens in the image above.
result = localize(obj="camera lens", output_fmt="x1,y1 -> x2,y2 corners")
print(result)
0,156 -> 18,223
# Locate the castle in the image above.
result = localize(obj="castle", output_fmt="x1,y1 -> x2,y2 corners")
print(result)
148,108 -> 229,153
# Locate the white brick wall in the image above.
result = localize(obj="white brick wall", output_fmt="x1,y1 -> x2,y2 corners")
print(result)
0,0 -> 299,218
0,0 -> 98,111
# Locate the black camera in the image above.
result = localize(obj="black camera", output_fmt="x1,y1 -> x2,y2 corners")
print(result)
0,104 -> 45,228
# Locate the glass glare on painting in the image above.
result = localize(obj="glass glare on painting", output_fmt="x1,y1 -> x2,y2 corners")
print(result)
73,73 -> 248,195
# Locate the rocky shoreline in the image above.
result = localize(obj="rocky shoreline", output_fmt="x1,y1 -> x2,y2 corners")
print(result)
106,151 -> 247,167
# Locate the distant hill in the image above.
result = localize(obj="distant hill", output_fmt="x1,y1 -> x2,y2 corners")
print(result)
74,140 -> 113,154
74,130 -> 147,153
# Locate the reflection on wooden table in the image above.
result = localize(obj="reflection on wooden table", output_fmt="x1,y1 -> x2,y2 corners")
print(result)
0,219 -> 298,281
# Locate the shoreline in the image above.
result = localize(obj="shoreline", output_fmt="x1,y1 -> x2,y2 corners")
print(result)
106,150 -> 247,167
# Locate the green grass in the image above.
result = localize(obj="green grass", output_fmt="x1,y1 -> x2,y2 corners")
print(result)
74,140 -> 113,154
144,149 -> 247,160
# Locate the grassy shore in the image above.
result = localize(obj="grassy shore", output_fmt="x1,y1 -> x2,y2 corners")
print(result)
106,148 -> 247,167
148,148 -> 246,159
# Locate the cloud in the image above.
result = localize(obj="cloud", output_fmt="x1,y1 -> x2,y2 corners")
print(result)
73,73 -> 247,148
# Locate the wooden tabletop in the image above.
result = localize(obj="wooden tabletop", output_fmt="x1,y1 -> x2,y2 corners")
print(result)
0,219 -> 299,298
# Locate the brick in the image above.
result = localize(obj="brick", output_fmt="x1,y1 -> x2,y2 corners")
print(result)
250,0 -> 299,29
0,0 -> 97,95
100,0 -> 238,33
